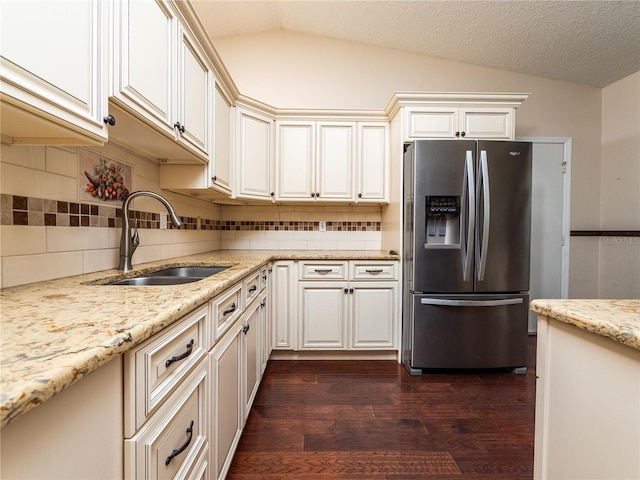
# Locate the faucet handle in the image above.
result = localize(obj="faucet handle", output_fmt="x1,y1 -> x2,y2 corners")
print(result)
132,218 -> 140,246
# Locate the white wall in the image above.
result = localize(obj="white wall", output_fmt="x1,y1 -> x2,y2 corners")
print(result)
598,71 -> 640,298
214,30 -> 604,296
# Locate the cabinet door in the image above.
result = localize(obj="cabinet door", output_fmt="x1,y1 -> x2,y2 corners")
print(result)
210,85 -> 232,194
271,261 -> 296,350
276,121 -> 315,200
316,122 -> 355,201
357,122 -> 388,202
405,107 -> 458,139
237,108 -> 274,200
300,282 -> 348,349
177,25 -> 211,159
0,0 -> 108,143
259,290 -> 270,374
459,107 -> 514,140
114,0 -> 174,135
350,282 -> 397,349
209,323 -> 242,480
241,299 -> 261,423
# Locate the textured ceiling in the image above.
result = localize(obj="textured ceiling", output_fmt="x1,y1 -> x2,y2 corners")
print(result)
191,0 -> 640,88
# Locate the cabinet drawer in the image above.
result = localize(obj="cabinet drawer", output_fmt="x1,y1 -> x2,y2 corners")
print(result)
244,270 -> 261,306
350,261 -> 397,280
299,261 -> 347,280
125,360 -> 208,480
125,305 -> 207,435
259,265 -> 269,291
210,282 -> 243,343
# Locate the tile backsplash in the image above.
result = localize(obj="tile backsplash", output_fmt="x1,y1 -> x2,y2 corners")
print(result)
0,143 -> 383,287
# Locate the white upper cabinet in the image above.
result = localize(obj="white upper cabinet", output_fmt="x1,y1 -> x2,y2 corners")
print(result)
0,0 -> 108,145
111,0 -> 211,162
317,122 -> 355,200
276,121 -> 316,200
177,24 -> 211,160
405,106 -> 514,140
236,107 -> 274,201
276,121 -> 355,202
211,85 -> 232,194
357,122 -> 389,203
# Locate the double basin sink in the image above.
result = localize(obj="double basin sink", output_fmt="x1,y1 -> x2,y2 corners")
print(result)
109,266 -> 229,286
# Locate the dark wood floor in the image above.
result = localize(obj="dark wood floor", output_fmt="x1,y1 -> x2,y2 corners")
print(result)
228,336 -> 537,480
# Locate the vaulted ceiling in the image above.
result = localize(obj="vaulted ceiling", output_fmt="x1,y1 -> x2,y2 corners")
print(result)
191,0 -> 640,88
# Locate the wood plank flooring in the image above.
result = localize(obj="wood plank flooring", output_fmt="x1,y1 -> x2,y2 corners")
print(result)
228,336 -> 537,480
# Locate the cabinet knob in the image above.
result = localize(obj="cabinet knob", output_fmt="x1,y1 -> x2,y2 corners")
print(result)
311,193 -> 316,197
173,122 -> 186,133
455,131 -> 460,137
211,176 -> 217,183
358,193 -> 362,198
461,131 -> 466,137
344,288 -> 348,293
270,192 -> 275,197
103,115 -> 116,126
316,192 -> 320,198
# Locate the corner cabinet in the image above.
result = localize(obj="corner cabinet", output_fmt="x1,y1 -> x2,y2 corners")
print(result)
158,84 -> 234,197
0,0 -> 109,145
235,106 -> 275,201
110,0 -> 212,163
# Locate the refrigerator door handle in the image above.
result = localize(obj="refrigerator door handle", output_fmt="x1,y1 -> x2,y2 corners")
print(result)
462,150 -> 475,282
477,150 -> 491,281
420,298 -> 523,307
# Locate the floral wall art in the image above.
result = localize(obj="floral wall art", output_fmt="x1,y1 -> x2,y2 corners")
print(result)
79,150 -> 131,204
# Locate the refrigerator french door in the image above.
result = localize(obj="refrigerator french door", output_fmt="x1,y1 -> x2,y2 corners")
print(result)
402,140 -> 532,374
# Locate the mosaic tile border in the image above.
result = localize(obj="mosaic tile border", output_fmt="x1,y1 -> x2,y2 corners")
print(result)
0,195 -> 381,232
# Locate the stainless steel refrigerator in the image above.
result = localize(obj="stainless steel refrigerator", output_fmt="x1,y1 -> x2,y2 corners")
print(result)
402,139 -> 532,374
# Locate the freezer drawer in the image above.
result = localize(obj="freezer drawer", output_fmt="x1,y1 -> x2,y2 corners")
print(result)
407,294 -> 528,371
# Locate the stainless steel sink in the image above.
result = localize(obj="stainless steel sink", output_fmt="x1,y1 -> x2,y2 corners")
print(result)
107,266 -> 229,286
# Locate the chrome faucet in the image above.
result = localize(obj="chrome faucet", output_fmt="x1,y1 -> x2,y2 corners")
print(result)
118,191 -> 182,271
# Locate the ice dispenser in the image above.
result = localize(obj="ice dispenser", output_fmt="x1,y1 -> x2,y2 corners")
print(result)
425,195 -> 461,247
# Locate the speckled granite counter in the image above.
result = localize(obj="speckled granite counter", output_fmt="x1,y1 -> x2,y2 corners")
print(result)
530,299 -> 640,350
0,250 -> 398,428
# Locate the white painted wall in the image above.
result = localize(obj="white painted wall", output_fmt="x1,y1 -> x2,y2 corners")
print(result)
599,72 -> 640,298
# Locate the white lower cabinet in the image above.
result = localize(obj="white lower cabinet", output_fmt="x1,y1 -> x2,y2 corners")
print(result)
298,260 -> 398,351
271,260 -> 297,350
299,281 -> 349,349
241,297 -> 262,423
125,360 -> 208,480
350,282 -> 397,349
209,320 -> 243,480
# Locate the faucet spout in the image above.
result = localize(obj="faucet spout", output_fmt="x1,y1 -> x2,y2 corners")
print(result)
118,191 -> 182,271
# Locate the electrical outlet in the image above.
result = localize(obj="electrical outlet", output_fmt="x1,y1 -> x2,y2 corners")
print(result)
319,220 -> 326,232
159,212 -> 167,229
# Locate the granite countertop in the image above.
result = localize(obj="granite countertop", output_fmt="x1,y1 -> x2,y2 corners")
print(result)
530,299 -> 640,351
0,250 -> 398,428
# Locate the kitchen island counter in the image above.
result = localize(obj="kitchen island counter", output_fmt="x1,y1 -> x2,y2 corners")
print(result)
530,298 -> 640,480
530,298 -> 640,350
0,250 -> 398,428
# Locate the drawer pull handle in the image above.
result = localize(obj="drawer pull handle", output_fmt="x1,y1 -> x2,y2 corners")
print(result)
165,339 -> 194,368
314,269 -> 333,274
248,285 -> 257,293
165,420 -> 194,466
243,324 -> 250,335
365,269 -> 384,274
223,303 -> 237,316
